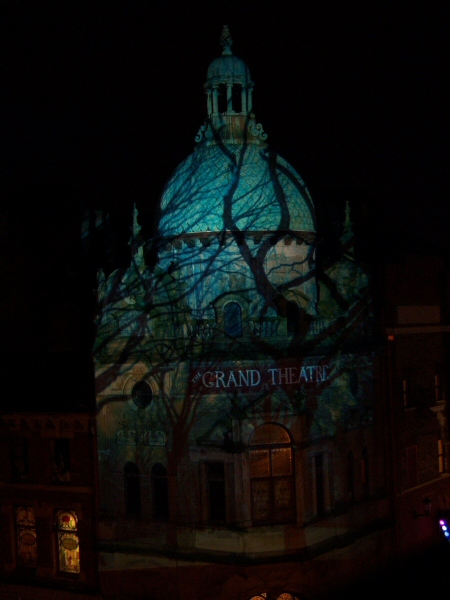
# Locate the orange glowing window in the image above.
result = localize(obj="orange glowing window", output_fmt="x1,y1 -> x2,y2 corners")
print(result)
16,507 -> 37,567
56,510 -> 80,573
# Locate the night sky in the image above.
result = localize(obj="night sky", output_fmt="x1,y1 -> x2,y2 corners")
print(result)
1,3 -> 449,407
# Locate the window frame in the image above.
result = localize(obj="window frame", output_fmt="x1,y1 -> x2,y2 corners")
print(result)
248,424 -> 296,525
55,510 -> 81,574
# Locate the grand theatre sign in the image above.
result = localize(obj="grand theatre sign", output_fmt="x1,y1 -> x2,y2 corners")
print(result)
190,361 -> 330,395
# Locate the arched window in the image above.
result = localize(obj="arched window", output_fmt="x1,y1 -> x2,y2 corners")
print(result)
56,510 -> 80,573
347,451 -> 355,502
151,463 -> 169,520
361,447 -> 369,498
286,301 -> 300,335
249,424 -> 296,525
16,507 -> 37,567
224,302 -> 243,337
132,381 -> 152,409
124,462 -> 141,517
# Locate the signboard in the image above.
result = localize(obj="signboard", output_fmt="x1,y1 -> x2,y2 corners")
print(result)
189,361 -> 330,395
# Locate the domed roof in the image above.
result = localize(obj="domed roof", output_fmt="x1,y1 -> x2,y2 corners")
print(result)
205,25 -> 253,88
159,143 -> 316,237
206,55 -> 252,87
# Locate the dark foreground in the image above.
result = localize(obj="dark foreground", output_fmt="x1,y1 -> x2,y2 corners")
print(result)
338,542 -> 450,600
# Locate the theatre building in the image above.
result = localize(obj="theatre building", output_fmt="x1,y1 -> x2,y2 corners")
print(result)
92,27 -> 392,600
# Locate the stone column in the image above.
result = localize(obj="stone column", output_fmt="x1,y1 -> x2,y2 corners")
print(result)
241,87 -> 247,114
212,87 -> 218,114
248,88 -> 253,114
207,90 -> 212,116
227,84 -> 233,113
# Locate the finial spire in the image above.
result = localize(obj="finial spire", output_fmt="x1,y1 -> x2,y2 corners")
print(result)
129,203 -> 145,270
132,203 -> 142,237
221,25 -> 233,56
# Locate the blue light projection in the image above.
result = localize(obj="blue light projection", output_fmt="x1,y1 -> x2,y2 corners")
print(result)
159,144 -> 316,237
93,27 -> 377,525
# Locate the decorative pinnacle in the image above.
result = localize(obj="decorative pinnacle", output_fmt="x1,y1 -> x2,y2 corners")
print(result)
221,25 -> 233,56
131,203 -> 142,237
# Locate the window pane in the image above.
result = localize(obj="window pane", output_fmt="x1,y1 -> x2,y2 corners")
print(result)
57,510 -> 80,573
271,448 -> 292,476
249,450 -> 270,478
58,511 -> 77,531
16,507 -> 37,567
249,424 -> 290,446
59,533 -> 80,573
273,479 -> 295,522
251,479 -> 271,522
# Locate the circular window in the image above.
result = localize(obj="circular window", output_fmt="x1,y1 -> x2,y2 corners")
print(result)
132,381 -> 153,409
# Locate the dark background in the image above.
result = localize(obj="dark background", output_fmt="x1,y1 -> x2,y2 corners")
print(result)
1,2 -> 449,408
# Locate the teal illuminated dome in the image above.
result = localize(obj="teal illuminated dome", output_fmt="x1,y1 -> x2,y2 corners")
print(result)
159,145 -> 315,236
158,26 -> 316,238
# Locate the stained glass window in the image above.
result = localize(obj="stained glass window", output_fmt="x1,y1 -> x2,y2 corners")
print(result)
56,510 -> 80,573
16,507 -> 37,567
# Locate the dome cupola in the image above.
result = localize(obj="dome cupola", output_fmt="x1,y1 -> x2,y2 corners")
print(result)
196,26 -> 265,146
158,27 -> 316,238
205,26 -> 253,116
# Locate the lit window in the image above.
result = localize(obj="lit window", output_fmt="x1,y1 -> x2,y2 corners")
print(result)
56,510 -> 80,573
224,302 -> 243,337
249,424 -> 295,524
16,507 -> 37,567
132,381 -> 153,409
